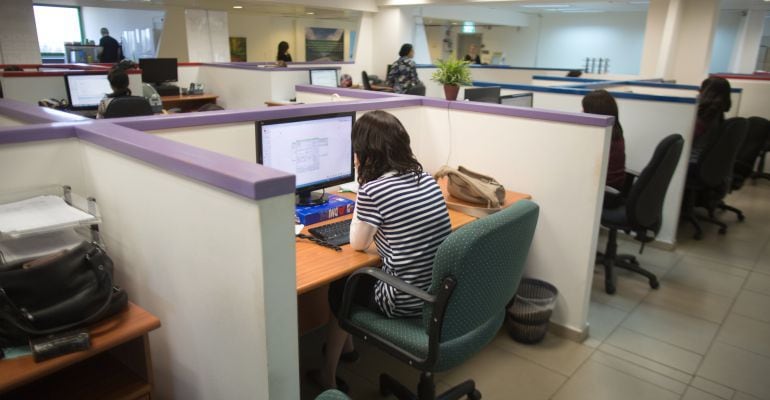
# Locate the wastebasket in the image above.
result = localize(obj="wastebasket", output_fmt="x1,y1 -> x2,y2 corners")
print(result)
506,278 -> 558,344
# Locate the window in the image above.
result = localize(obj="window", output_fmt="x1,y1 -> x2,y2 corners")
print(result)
33,5 -> 83,54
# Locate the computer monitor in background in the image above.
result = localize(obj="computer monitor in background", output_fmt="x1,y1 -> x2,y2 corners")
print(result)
139,58 -> 178,84
64,74 -> 112,109
464,86 -> 502,104
309,69 -> 339,87
256,112 -> 355,206
500,93 -> 534,108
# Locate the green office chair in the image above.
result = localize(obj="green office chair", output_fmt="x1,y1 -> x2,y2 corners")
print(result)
338,200 -> 540,400
315,389 -> 351,400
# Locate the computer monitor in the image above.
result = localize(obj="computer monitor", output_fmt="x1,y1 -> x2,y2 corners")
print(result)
464,86 -> 501,104
256,112 -> 355,206
500,93 -> 534,108
139,58 -> 178,84
64,74 -> 112,110
309,69 -> 339,88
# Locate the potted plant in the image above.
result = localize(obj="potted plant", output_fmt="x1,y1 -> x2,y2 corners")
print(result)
431,58 -> 472,101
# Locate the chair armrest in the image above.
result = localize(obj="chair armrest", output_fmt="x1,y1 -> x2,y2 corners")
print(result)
625,168 -> 641,177
340,268 -> 435,321
604,186 -> 621,195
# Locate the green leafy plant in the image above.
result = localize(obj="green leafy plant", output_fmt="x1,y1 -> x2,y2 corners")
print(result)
431,58 -> 472,86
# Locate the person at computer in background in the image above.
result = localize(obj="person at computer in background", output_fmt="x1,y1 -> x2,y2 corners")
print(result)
339,73 -> 353,88
312,110 -> 452,393
689,76 -> 732,164
386,43 -> 422,94
582,90 -> 626,194
464,44 -> 481,64
98,28 -> 121,64
96,67 -> 131,119
276,41 -> 293,63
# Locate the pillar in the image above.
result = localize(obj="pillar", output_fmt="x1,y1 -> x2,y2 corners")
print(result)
0,0 -> 41,64
729,10 -> 768,74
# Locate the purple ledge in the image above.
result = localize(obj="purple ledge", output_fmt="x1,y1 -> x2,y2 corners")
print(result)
0,98 -> 89,124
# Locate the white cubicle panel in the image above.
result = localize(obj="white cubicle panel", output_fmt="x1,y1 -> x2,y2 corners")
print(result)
0,73 -> 143,106
603,84 -> 742,119
195,65 -> 310,109
176,64 -> 202,89
419,66 -> 573,99
0,121 -> 299,400
722,77 -> 770,119
152,121 -> 258,163
531,90 -> 695,247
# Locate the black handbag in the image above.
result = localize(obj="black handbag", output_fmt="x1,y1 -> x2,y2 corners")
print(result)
0,242 -> 128,347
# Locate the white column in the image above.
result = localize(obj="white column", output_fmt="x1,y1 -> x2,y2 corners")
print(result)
371,8 -> 414,77
729,10 -> 768,74
0,0 -> 41,64
640,0 -> 720,84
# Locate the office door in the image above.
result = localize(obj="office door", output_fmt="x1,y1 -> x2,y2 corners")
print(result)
457,33 -> 482,60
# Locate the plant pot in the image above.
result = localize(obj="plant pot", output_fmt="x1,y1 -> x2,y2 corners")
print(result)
443,84 -> 460,101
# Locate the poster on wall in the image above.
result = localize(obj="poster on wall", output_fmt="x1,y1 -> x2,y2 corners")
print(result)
229,37 -> 247,62
305,28 -> 344,62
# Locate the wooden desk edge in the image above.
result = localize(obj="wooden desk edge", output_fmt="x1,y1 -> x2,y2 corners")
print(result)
0,302 -> 160,393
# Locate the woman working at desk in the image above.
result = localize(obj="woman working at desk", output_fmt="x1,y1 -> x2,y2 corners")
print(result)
96,66 -> 132,119
310,111 -> 452,393
582,90 -> 626,206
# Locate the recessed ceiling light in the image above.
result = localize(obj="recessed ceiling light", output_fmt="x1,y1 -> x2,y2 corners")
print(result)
233,5 -> 243,9
306,11 -> 315,15
521,4 -> 570,8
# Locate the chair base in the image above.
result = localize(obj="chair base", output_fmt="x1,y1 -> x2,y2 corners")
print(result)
597,229 -> 659,295
718,202 -> 745,222
684,211 -> 729,240
752,171 -> 770,183
380,372 -> 481,400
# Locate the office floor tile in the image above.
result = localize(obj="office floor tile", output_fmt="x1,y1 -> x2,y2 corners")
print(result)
490,329 -> 594,376
439,344 -> 567,400
689,376 -> 735,399
755,242 -> 770,274
697,342 -> 770,400
586,300 -> 628,344
622,303 -> 720,354
745,271 -> 770,296
716,313 -> 770,358
604,327 -> 702,374
551,359 -> 680,400
590,263 -> 668,312
733,392 -> 763,400
732,290 -> 770,323
683,386 -> 728,400
616,239 -> 683,270
677,234 -> 761,270
643,280 -> 733,323
595,344 -> 692,385
663,255 -> 748,298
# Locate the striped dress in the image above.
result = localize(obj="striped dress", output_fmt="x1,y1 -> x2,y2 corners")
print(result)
355,172 -> 452,318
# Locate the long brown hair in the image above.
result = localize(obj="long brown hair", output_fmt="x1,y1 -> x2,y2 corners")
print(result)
698,76 -> 731,122
352,110 -> 423,185
583,89 -> 623,140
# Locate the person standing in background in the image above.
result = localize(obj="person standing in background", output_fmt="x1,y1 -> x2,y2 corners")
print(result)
98,28 -> 121,63
386,43 -> 422,94
277,41 -> 293,63
464,44 -> 481,64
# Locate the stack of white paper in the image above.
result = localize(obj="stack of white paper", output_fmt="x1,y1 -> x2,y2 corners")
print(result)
0,195 -> 96,237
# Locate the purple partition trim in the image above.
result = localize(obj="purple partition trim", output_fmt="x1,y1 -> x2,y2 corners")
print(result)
113,97 -> 421,131
203,63 -> 341,72
0,98 -> 88,124
0,123 -> 76,144
295,84 -> 399,99
74,123 -> 294,200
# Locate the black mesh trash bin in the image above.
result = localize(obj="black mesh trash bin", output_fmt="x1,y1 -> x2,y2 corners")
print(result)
506,278 -> 558,344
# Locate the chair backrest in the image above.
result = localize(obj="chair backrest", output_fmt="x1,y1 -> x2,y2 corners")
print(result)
405,84 -> 426,96
625,134 -> 684,234
697,117 -> 748,187
733,117 -> 770,185
103,96 -> 154,118
361,71 -> 372,90
424,200 -> 539,342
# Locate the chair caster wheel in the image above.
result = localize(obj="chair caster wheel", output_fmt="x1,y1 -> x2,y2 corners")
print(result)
605,283 -> 616,295
379,375 -> 391,396
738,214 -> 745,222
650,279 -> 660,289
718,227 -> 727,235
468,389 -> 482,400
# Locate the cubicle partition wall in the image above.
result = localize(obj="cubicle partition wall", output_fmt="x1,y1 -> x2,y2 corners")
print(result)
293,85 -> 614,338
0,98 -> 87,126
416,65 -> 575,98
713,74 -> 770,120
0,101 -> 298,400
474,81 -> 697,248
0,70 -> 143,106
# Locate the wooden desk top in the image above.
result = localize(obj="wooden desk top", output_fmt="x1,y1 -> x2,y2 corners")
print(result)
295,182 -> 531,294
0,302 -> 161,393
160,94 -> 218,101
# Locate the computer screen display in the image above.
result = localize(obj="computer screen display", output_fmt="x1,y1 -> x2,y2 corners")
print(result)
64,74 -> 112,109
139,58 -> 178,84
257,113 -> 355,195
464,86 -> 502,104
500,93 -> 534,108
309,69 -> 339,88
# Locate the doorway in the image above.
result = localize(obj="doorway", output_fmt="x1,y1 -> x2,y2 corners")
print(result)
457,33 -> 482,61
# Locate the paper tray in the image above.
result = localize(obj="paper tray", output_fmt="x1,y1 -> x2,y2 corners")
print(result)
0,185 -> 101,239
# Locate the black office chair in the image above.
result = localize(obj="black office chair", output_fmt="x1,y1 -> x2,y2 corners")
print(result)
597,134 -> 684,294
682,117 -> 748,239
361,71 -> 373,90
719,116 -> 770,220
103,96 -> 154,118
750,117 -> 770,183
405,84 -> 426,96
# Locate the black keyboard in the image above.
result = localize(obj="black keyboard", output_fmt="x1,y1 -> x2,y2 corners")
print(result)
309,219 -> 352,246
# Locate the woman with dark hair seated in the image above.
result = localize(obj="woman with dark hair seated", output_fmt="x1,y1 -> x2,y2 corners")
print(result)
691,76 -> 732,161
308,110 -> 451,393
385,43 -> 423,94
276,41 -> 292,63
583,89 -> 626,192
96,67 -> 132,119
